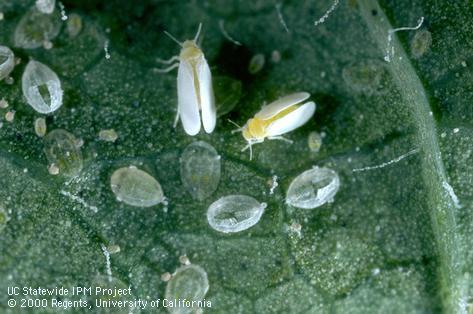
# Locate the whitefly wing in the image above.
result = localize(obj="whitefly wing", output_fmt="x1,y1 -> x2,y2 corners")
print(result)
197,56 -> 216,133
266,101 -> 316,136
178,60 -> 201,136
255,92 -> 310,120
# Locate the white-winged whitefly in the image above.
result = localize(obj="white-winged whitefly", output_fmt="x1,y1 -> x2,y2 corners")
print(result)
286,166 -> 340,209
22,60 -> 63,114
207,195 -> 267,233
110,166 -> 164,207
232,92 -> 316,160
0,46 -> 15,81
180,141 -> 221,200
155,23 -> 216,136
165,264 -> 209,314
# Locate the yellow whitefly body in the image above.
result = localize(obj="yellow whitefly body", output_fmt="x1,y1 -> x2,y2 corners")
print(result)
242,103 -> 301,141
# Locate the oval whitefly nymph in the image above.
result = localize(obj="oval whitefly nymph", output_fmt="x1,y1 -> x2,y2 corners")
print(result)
110,166 -> 164,207
165,264 -> 209,314
286,166 -> 340,209
0,46 -> 15,81
22,60 -> 63,114
14,6 -> 61,49
44,129 -> 83,177
207,195 -> 267,233
180,141 -> 221,200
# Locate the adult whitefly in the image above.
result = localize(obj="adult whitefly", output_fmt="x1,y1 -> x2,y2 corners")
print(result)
44,129 -> 83,177
286,166 -> 340,209
36,0 -> 56,14
207,195 -> 266,233
14,6 -> 61,49
180,141 -> 221,200
110,166 -> 164,207
0,46 -> 15,81
22,60 -> 63,114
165,264 -> 209,314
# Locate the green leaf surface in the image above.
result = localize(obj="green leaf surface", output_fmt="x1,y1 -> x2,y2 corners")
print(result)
0,0 -> 472,313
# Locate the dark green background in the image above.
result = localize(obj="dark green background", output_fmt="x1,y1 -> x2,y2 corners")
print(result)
0,0 -> 472,313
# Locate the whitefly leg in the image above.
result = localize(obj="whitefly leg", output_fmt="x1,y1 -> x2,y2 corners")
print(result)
154,63 -> 179,73
228,120 -> 244,134
173,105 -> 180,128
268,135 -> 293,144
156,55 -> 180,65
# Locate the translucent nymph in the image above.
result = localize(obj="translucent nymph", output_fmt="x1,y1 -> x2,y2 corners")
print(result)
165,264 -> 209,314
43,129 -> 83,177
0,46 -> 15,81
14,6 -> 61,49
22,60 -> 63,114
207,195 -> 266,233
180,141 -> 221,200
286,166 -> 340,209
110,166 -> 164,207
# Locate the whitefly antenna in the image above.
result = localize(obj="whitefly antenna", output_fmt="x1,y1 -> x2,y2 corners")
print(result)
163,30 -> 183,47
194,23 -> 203,42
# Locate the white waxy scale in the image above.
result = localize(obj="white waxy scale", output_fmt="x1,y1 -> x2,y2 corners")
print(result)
44,129 -> 83,177
14,6 -> 61,49
34,117 -> 47,137
207,195 -> 266,233
0,46 -> 15,81
22,60 -> 63,114
36,0 -> 56,14
110,166 -> 164,207
286,166 -> 340,209
180,141 -> 221,200
165,264 -> 209,314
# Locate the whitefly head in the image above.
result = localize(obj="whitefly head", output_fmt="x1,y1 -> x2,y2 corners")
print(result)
164,23 -> 204,61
